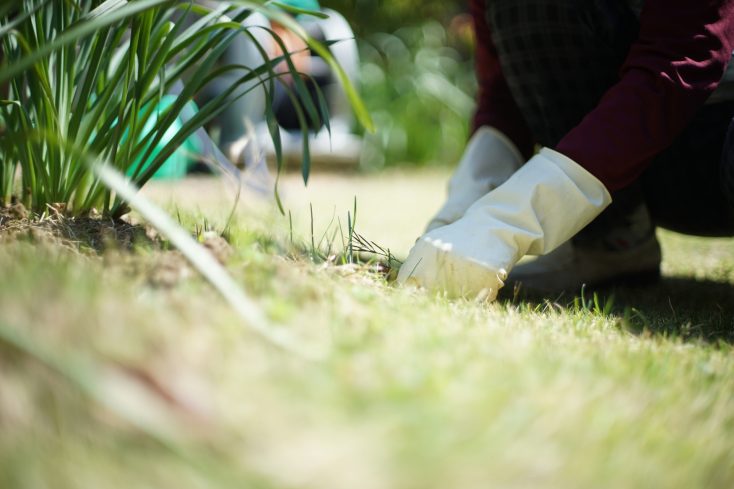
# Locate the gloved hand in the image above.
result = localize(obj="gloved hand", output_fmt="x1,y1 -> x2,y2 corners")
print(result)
398,148 -> 612,301
426,126 -> 524,232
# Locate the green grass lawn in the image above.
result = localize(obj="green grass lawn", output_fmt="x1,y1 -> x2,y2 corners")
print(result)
1,170 -> 733,489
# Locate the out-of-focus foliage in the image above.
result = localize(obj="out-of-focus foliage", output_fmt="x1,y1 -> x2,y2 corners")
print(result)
321,0 -> 477,167
321,0 -> 465,35
357,20 -> 477,168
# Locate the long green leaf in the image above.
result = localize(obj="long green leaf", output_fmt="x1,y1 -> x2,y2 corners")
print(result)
0,0 -> 172,84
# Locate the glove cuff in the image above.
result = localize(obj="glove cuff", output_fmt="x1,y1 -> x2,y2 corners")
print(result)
475,126 -> 525,168
425,126 -> 524,232
539,147 -> 612,208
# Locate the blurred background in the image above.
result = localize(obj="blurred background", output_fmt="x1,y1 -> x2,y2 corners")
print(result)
318,0 -> 475,170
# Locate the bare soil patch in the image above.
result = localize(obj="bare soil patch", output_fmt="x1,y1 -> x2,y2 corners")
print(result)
0,203 -> 157,253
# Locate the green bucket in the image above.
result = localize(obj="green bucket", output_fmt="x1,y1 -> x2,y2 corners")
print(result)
278,0 -> 320,10
132,95 -> 202,180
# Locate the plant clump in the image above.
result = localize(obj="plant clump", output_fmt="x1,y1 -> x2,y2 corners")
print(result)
1,0 -> 368,218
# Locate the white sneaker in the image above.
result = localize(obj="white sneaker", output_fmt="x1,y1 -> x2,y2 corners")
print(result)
508,204 -> 662,293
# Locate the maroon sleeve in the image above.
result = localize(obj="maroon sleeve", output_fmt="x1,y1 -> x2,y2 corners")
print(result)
470,0 -> 534,159
556,0 -> 734,192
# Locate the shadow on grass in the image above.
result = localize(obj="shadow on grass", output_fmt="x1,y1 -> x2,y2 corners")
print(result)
500,277 -> 734,345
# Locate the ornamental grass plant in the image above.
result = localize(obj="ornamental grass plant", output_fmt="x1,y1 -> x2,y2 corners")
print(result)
0,0 -> 369,217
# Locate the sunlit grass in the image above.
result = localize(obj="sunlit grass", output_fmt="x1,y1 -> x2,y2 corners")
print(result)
1,171 -> 733,488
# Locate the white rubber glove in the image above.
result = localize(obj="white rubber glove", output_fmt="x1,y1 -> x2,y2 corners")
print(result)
426,126 -> 524,232
398,148 -> 612,301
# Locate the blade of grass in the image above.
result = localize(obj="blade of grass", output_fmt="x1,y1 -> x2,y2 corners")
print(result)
91,157 -> 322,361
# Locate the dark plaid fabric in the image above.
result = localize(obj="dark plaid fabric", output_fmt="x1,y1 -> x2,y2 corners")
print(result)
484,0 -> 639,147
720,118 -> 734,226
484,0 -> 734,235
